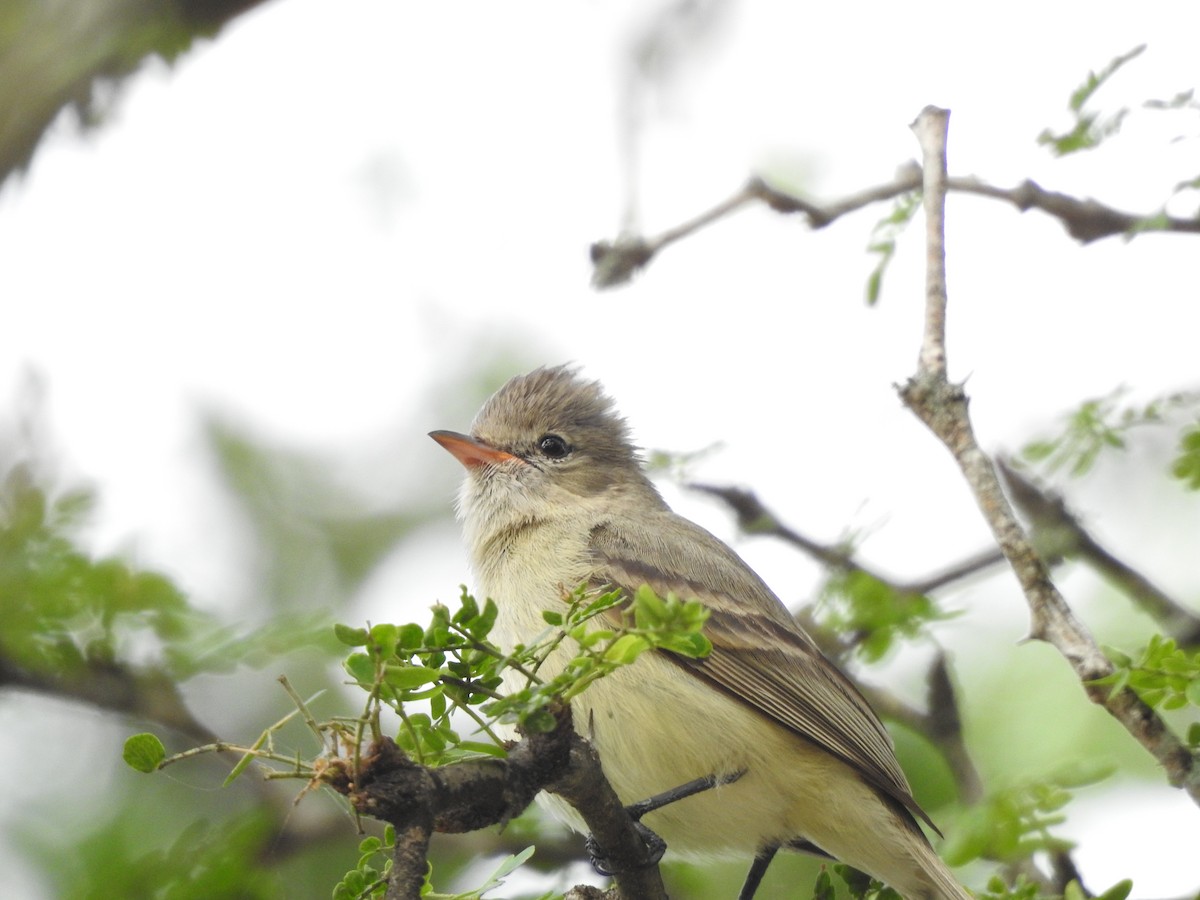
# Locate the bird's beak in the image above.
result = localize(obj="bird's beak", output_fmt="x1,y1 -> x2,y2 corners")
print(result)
429,430 -> 525,470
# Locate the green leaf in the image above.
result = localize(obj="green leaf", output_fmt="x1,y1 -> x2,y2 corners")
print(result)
344,652 -> 376,685
397,623 -> 426,650
603,633 -> 649,665
369,623 -> 400,658
334,623 -> 369,646
1095,880 -> 1133,900
662,631 -> 712,659
122,733 -> 166,773
384,664 -> 443,690
863,190 -> 920,306
1171,424 -> 1200,490
1187,678 -> 1200,707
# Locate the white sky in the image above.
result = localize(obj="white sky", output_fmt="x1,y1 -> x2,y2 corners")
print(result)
2,1 -> 1199,896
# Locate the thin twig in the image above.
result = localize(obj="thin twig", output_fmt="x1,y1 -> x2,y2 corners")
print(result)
898,105 -> 1200,807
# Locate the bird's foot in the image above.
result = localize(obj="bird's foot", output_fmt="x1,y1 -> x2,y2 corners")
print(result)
585,821 -> 666,876
584,769 -> 745,876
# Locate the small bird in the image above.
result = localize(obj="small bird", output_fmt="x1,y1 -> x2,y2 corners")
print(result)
431,366 -> 968,900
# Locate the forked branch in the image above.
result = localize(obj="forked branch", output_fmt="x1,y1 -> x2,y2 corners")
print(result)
897,105 -> 1200,806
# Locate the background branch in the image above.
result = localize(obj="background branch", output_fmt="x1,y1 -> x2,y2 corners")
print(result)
590,161 -> 1200,288
688,481 -> 1004,601
998,460 -> 1200,645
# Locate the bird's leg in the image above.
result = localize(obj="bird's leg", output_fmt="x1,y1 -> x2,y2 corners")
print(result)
624,768 -> 746,821
737,845 -> 780,900
585,769 -> 747,877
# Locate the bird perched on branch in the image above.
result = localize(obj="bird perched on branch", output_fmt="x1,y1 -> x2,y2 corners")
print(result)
431,365 -> 968,900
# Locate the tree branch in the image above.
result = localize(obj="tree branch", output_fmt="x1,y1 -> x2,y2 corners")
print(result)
589,160 -> 1200,289
339,704 -> 668,900
0,655 -> 219,745
898,105 -> 1200,807
998,460 -> 1200,645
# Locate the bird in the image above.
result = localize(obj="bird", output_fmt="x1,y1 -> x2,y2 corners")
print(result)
430,365 -> 968,900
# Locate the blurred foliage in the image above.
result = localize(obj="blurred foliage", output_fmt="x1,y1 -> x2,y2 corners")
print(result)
865,189 -> 921,306
205,414 -> 439,611
825,865 -> 903,900
1021,386 -> 1200,478
0,460 -> 334,698
1037,45 -> 1145,156
1097,636 -> 1200,722
815,569 -> 954,662
975,876 -> 1131,900
22,803 -> 281,900
1171,423 -> 1200,490
0,0 -> 269,185
335,832 -> 545,900
0,405 -> 412,898
942,761 -> 1113,867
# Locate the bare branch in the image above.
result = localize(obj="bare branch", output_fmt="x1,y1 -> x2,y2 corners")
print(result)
910,107 -> 951,378
948,175 -> 1200,243
546,733 -> 670,900
999,460 -> 1200,644
898,106 -> 1200,807
0,655 -> 219,745
589,159 -> 1200,289
898,546 -> 1006,596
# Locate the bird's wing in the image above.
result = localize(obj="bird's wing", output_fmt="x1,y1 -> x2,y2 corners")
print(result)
588,516 -> 937,833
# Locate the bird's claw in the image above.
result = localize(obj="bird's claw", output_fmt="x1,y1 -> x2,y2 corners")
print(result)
585,822 -> 667,876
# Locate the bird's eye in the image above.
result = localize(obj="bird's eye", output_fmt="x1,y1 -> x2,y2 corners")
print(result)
537,434 -> 571,459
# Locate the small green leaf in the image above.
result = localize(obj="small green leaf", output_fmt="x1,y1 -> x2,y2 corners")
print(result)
123,733 -> 166,773
397,623 -> 426,650
369,623 -> 399,657
541,610 -> 563,626
344,652 -> 376,685
1096,880 -> 1133,900
603,633 -> 649,665
1186,678 -> 1200,707
334,623 -> 369,646
384,664 -> 443,690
